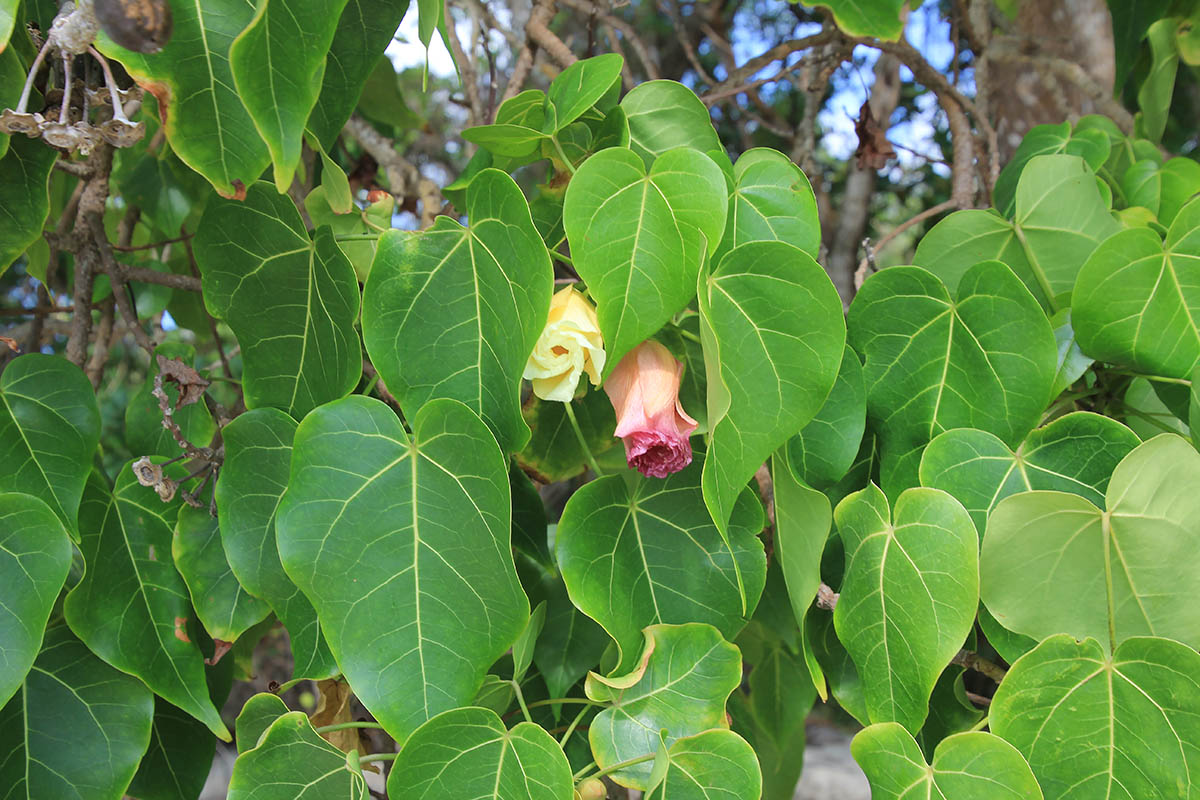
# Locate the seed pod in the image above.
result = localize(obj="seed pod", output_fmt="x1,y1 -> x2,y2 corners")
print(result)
94,0 -> 173,54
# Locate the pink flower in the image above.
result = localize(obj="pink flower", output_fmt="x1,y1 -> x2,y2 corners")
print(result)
604,340 -> 698,478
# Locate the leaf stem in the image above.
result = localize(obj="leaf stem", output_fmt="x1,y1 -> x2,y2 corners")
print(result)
525,697 -> 601,710
577,752 -> 656,782
359,752 -> 398,765
509,680 -> 533,725
551,135 -> 577,175
551,249 -> 574,266
314,721 -> 387,734
272,677 -> 309,695
966,715 -> 990,733
334,233 -> 382,242
362,371 -> 380,397
1106,370 -> 1191,386
563,401 -> 605,477
559,703 -> 593,747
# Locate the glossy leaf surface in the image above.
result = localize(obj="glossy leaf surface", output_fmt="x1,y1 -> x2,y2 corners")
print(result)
363,169 -> 552,452
277,396 -> 528,742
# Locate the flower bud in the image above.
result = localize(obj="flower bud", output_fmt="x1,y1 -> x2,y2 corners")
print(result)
604,340 -> 698,478
524,286 -> 605,402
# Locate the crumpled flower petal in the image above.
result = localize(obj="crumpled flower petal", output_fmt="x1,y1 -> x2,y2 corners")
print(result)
524,286 -> 606,402
604,340 -> 698,478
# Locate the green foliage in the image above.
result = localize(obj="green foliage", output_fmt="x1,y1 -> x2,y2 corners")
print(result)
4,5 -> 1200,797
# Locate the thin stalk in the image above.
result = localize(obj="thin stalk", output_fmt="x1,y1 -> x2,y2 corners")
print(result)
334,233 -> 382,242
551,135 -> 577,175
575,752 -> 656,782
362,371 -> 380,397
1107,370 -> 1191,386
525,697 -> 600,711
509,680 -> 533,725
559,703 -> 592,747
359,753 -> 398,765
314,721 -> 386,735
967,715 -> 989,733
563,401 -> 604,477
551,249 -> 574,266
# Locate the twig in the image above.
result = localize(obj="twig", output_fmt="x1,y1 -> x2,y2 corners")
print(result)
951,649 -> 1008,684
559,0 -> 658,79
526,0 -> 576,68
853,198 -> 956,291
445,0 -> 485,125
111,231 -> 195,252
702,29 -> 837,100
122,264 -> 202,292
85,297 -> 115,388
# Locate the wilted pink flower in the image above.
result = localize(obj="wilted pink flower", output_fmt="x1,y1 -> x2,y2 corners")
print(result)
604,340 -> 698,478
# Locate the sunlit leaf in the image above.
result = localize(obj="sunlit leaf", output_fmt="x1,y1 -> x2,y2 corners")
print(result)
981,434 -> 1200,650
619,80 -> 720,166
833,484 -> 978,734
645,729 -> 763,800
716,147 -> 820,261
798,0 -> 905,39
547,53 -> 623,132
227,711 -> 367,799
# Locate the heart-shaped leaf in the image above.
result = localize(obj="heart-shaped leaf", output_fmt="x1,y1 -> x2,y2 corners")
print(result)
307,0 -> 412,147
990,634 -> 1200,800
235,693 -> 291,753
833,484 -> 978,734
0,624 -> 154,800
0,354 -> 101,536
992,121 -> 1110,218
0,493 -> 72,708
197,183 -> 362,419
586,623 -> 742,789
700,239 -> 845,540
229,0 -> 350,191
0,136 -> 56,274
216,408 -> 337,680
853,723 -> 1042,799
981,434 -> 1200,650
386,706 -> 573,798
919,412 -> 1140,535
1073,196 -> 1200,379
913,155 -> 1120,311
563,146 -> 727,371
228,712 -> 367,800
644,729 -> 763,799
64,469 -> 228,740
557,453 -> 766,674
277,396 -> 528,742
363,168 -> 552,453
786,344 -> 866,490
547,53 -> 623,132
100,0 -> 271,198
848,261 -> 1057,499
173,504 -> 271,645
619,81 -> 720,166
716,147 -> 820,260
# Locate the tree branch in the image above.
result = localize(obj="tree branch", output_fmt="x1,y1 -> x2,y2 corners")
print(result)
951,649 -> 1008,684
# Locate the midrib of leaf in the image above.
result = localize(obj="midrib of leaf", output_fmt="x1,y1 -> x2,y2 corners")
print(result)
628,507 -> 664,626
0,393 -> 60,521
1011,222 -> 1057,312
1163,252 -> 1200,354
192,0 -> 231,181
410,443 -> 428,721
1101,511 -> 1117,652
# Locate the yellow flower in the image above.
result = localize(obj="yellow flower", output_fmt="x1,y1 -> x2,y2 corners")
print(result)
524,286 -> 606,402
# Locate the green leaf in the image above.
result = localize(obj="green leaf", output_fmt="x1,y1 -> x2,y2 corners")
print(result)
1108,0 -> 1171,88
852,723 -> 1042,799
981,434 -> 1200,650
125,343 -> 216,458
277,396 -> 528,742
645,729 -> 763,799
586,623 -> 742,789
304,184 -> 394,282
1138,18 -> 1179,144
216,408 -> 337,679
729,637 -> 810,799
547,53 -> 623,132
0,136 -> 56,274
700,240 -> 845,537
0,0 -> 14,51
716,147 -> 820,261
228,711 -> 367,799
771,452 -> 831,650
977,604 -> 1036,666
798,0 -> 905,39
1158,157 -> 1200,226
235,692 -> 291,753
509,460 -> 551,567
533,577 -> 610,701
918,412 -> 1140,535
519,389 -> 617,483
0,624 -> 154,800
0,354 -> 101,536
914,155 -> 1120,311
229,0 -> 349,191
386,706 -> 573,798
461,122 -> 548,157
1073,197 -> 1200,378
1048,309 -> 1093,398
363,169 -> 552,453
308,0 -> 412,148
619,81 -> 721,167
0,494 -> 72,707
0,45 -> 26,159
99,0 -> 271,198
64,468 -> 229,740
914,667 -> 984,757
833,484 -> 978,734
511,601 -> 546,684
806,606 -> 868,724
314,143 -> 353,213
126,697 -> 219,800
1124,159 -> 1163,215
992,121 -> 1110,218
786,344 -> 866,490
563,146 -> 727,371
557,453 -> 765,674
197,182 -> 362,419
173,504 -> 271,645
990,634 -> 1200,800
849,261 -> 1057,499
